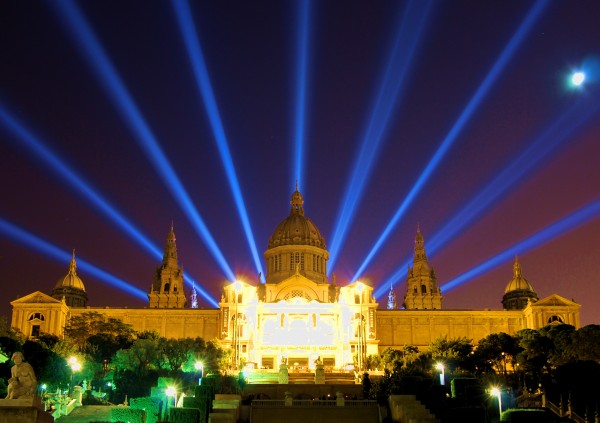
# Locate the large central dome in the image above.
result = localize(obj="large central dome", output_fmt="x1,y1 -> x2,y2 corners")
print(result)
267,186 -> 326,249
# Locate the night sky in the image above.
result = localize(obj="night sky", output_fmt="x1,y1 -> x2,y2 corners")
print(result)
1,1 -> 600,325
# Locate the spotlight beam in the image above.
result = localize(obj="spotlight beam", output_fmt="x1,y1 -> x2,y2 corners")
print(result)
292,0 -> 312,191
327,0 -> 435,273
0,217 -> 147,300
441,196 -> 600,293
427,93 -> 600,255
373,88 -> 600,300
52,0 -> 235,282
352,0 -> 549,281
0,102 -> 219,307
172,0 -> 265,282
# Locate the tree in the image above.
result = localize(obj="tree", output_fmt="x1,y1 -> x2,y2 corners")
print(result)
474,332 -> 519,375
429,337 -> 473,373
571,324 -> 600,362
64,312 -> 134,351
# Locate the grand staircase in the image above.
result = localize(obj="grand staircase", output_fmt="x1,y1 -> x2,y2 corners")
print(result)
388,395 -> 439,423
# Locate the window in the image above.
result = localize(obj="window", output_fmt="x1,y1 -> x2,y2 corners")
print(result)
547,315 -> 564,324
28,312 -> 45,321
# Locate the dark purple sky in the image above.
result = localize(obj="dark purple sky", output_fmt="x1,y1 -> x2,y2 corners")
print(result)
1,1 -> 600,325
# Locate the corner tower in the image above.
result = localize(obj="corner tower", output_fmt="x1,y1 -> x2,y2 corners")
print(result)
264,184 -> 329,285
502,256 -> 538,310
51,250 -> 88,307
403,226 -> 443,309
148,224 -> 187,308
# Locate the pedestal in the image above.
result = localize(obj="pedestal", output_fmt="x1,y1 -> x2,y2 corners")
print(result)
278,364 -> 289,384
0,396 -> 54,423
314,364 -> 325,384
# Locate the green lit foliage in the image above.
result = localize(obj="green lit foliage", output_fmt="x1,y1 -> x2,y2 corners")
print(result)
64,312 -> 134,351
110,406 -> 146,423
130,397 -> 162,423
429,336 -> 474,373
113,338 -> 161,374
23,341 -> 66,387
170,407 -> 200,423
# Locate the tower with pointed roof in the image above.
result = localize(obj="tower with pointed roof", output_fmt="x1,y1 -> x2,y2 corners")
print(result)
403,226 -> 443,309
51,250 -> 88,307
148,224 -> 187,308
502,256 -> 538,310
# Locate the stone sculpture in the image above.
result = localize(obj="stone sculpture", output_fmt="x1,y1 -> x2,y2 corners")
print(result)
5,351 -> 38,399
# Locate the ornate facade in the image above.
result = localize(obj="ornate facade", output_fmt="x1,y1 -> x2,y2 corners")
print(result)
10,187 -> 580,369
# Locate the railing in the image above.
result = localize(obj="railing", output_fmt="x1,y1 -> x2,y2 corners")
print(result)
547,399 -> 589,423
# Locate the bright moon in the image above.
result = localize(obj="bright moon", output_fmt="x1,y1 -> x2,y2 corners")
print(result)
572,71 -> 586,86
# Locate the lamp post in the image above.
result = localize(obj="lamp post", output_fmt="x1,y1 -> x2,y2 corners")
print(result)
356,282 -> 365,372
165,386 -> 177,418
68,356 -> 81,395
491,387 -> 502,419
436,362 -> 445,386
195,361 -> 204,385
233,281 -> 243,370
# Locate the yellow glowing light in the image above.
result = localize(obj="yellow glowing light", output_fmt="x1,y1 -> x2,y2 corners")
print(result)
233,280 -> 243,293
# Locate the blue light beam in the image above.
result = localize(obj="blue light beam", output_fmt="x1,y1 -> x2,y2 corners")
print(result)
427,93 -> 600,255
373,86 -> 600,300
441,196 -> 600,293
171,0 -> 265,282
0,217 -> 147,300
0,102 -> 219,307
328,0 -> 435,273
353,0 -> 549,282
292,0 -> 312,191
52,0 -> 235,282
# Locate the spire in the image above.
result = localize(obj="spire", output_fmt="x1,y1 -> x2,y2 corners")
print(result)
163,223 -> 178,266
191,281 -> 198,309
69,249 -> 77,275
290,183 -> 305,216
387,282 -> 397,310
413,224 -> 428,263
513,255 -> 522,278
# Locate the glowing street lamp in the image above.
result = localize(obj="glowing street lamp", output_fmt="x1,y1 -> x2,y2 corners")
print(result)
491,387 -> 502,418
195,361 -> 204,385
435,362 -> 445,385
68,356 -> 82,394
165,386 -> 177,417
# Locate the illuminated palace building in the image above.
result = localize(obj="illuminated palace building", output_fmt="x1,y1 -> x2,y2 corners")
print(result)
11,188 -> 580,369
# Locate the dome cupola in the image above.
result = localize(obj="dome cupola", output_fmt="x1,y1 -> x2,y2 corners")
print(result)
264,185 -> 329,285
267,184 -> 326,249
51,250 -> 88,307
502,256 -> 538,310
